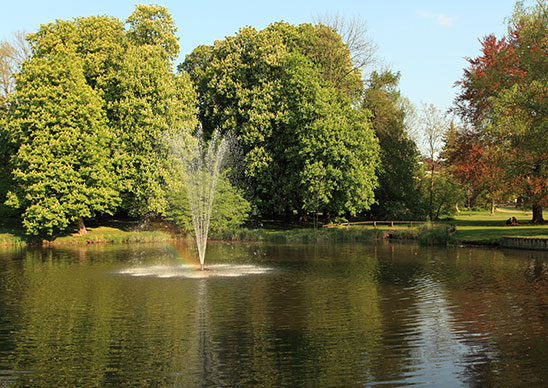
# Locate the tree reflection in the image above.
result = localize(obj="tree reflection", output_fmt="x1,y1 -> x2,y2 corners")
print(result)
1,242 -> 548,386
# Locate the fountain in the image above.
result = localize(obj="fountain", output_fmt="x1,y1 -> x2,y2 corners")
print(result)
117,129 -> 272,279
180,129 -> 228,271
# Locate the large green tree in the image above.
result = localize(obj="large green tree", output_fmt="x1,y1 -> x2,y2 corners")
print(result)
28,6 -> 197,219
107,5 -> 197,217
297,22 -> 364,99
362,71 -> 425,220
5,51 -> 119,236
3,5 -> 198,234
182,22 -> 379,221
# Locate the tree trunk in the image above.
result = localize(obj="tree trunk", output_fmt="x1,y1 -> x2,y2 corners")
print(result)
531,204 -> 544,224
490,198 -> 495,215
284,208 -> 294,224
429,164 -> 435,221
78,216 -> 87,235
455,202 -> 460,213
435,204 -> 442,221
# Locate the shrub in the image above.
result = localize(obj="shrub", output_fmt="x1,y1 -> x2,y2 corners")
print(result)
417,225 -> 454,246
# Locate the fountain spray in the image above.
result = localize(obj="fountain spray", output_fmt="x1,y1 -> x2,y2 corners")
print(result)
183,129 -> 229,270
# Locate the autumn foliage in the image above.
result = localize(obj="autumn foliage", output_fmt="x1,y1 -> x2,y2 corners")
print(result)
453,1 -> 548,222
442,127 -> 507,212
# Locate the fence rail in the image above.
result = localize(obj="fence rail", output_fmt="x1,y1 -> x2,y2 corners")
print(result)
322,220 -> 432,229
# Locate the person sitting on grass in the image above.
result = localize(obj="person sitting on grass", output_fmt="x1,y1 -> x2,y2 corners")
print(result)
506,217 -> 519,226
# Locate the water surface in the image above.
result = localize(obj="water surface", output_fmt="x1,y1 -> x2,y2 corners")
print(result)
0,241 -> 547,387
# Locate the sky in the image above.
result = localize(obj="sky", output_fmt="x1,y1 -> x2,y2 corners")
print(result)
1,0 -> 524,113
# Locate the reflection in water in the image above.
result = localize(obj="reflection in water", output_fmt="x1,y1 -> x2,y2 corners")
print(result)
398,276 -> 469,386
0,242 -> 548,387
117,264 -> 274,278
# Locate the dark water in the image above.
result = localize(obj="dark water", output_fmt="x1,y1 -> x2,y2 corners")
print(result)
0,241 -> 547,387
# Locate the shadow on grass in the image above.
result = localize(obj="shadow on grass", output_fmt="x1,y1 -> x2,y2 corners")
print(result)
454,225 -> 548,243
450,219 -> 534,228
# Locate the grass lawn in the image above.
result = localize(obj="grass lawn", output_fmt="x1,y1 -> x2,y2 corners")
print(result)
449,207 -> 548,244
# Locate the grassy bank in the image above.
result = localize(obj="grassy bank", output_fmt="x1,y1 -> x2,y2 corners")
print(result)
213,208 -> 548,247
2,207 -> 547,247
52,226 -> 174,245
0,231 -> 26,246
450,208 -> 548,244
0,221 -> 175,246
210,225 -> 388,243
211,223 -> 456,246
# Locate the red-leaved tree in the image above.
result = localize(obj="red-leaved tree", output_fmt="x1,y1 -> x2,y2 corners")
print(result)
453,1 -> 548,223
442,126 -> 508,213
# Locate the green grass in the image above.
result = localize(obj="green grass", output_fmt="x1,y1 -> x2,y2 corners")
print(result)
0,222 -> 28,246
0,232 -> 26,246
449,208 -> 548,244
2,207 -> 547,247
53,226 -> 174,245
222,208 -> 548,247
0,221 -> 175,246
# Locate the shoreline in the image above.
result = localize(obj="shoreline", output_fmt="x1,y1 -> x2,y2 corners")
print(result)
2,219 -> 548,253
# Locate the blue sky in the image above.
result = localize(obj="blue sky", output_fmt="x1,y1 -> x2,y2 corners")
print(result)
1,1 -> 522,112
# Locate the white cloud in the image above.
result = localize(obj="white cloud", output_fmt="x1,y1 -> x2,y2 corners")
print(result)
416,10 -> 454,27
437,14 -> 453,27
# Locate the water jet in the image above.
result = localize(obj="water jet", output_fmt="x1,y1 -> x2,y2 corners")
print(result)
178,129 -> 229,270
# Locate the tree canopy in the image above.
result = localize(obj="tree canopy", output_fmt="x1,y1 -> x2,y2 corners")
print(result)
2,5 -> 197,235
0,5 -> 444,234
182,22 -> 380,221
5,51 -> 119,235
454,0 -> 548,222
362,70 -> 424,220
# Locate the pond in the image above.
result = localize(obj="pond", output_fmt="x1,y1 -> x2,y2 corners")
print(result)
0,241 -> 547,387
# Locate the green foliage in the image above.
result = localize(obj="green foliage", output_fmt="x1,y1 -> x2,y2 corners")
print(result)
110,43 -> 197,216
182,22 -> 379,220
126,4 -> 180,61
167,173 -> 251,234
297,23 -> 363,98
0,114 -> 12,217
1,33 -> 30,217
417,225 -> 454,246
3,5 -> 198,234
209,225 -> 385,243
210,174 -> 251,231
422,172 -> 464,221
363,70 -> 425,220
5,52 -> 119,236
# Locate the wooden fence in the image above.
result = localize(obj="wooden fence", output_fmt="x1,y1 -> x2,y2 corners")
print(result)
322,221 -> 432,229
